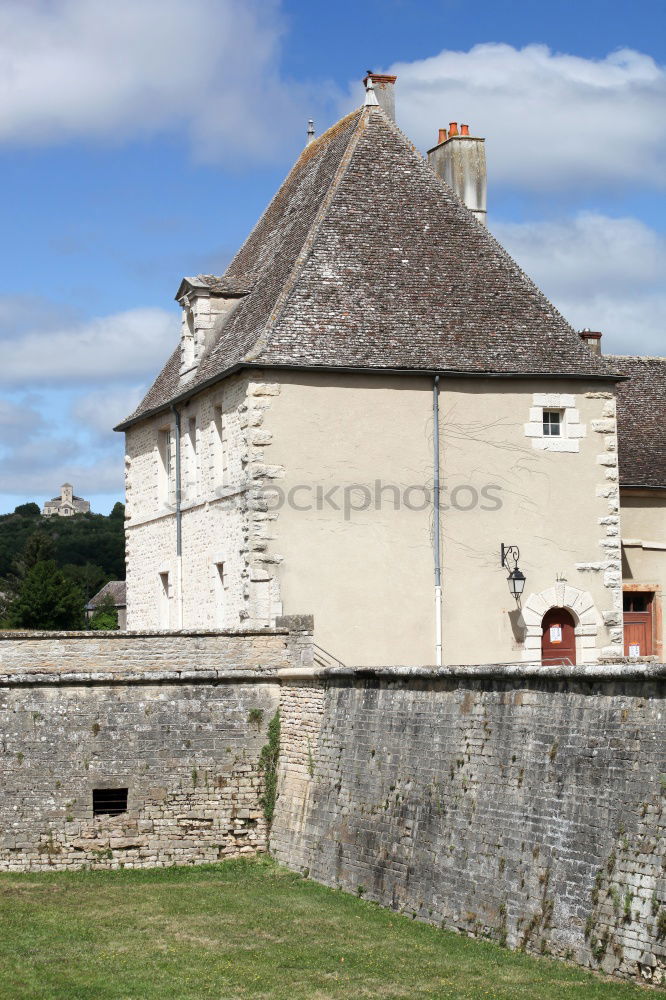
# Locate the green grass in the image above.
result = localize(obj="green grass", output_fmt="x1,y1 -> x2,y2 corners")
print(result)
0,858 -> 650,1000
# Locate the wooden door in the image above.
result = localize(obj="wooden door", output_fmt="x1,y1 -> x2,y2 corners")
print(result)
623,592 -> 653,657
541,608 -> 576,665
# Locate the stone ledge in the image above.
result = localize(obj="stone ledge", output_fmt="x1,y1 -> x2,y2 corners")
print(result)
0,628 -> 291,640
279,662 -> 666,683
0,669 -> 281,687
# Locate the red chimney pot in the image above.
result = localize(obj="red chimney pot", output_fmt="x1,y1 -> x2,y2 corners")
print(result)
438,128 -> 448,144
461,124 -> 470,135
448,121 -> 459,136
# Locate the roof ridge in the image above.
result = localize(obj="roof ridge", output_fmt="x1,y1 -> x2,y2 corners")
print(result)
608,354 -> 666,361
243,108 -> 368,363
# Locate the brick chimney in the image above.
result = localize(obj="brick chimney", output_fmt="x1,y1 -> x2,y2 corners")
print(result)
362,73 -> 397,121
427,123 -> 487,226
579,329 -> 603,355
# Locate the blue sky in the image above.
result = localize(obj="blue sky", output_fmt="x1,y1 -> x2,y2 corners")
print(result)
0,0 -> 664,515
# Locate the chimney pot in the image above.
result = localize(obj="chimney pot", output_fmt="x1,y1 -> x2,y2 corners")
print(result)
427,123 -> 487,225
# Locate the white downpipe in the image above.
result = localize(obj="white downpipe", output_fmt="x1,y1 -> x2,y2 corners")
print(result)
433,375 -> 443,666
434,585 -> 442,666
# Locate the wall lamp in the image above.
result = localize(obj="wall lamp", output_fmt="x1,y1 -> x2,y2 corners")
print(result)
501,543 -> 526,601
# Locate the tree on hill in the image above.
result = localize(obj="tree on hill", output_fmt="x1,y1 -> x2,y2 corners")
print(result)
14,502 -> 40,518
8,560 -> 85,631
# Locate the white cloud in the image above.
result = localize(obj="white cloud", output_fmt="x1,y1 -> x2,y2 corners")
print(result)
376,44 -> 666,191
72,385 -> 148,435
495,213 -> 666,355
0,303 -> 178,383
0,0 -> 303,161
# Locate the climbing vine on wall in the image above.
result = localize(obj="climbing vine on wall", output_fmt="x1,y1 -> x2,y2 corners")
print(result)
259,711 -> 280,824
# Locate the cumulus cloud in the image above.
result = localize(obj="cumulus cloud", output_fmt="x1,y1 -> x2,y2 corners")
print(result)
495,213 -> 666,355
374,44 -> 666,191
72,385 -> 148,436
0,301 -> 178,384
0,0 -> 304,161
0,386 -> 127,500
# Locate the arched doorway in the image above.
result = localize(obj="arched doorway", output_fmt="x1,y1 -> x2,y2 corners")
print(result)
541,608 -> 576,665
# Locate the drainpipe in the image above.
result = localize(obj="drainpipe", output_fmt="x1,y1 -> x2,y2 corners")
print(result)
171,404 -> 184,629
433,375 -> 442,666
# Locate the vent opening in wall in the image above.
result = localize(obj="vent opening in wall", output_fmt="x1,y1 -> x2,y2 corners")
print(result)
93,788 -> 128,816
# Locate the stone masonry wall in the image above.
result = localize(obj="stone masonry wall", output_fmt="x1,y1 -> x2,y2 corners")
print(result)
271,663 -> 666,987
0,623 -> 312,871
1,677 -> 279,871
124,370 -> 284,631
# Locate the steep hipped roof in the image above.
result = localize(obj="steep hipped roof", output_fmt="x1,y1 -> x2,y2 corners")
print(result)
118,106 -> 617,429
86,580 -> 126,611
610,356 -> 666,489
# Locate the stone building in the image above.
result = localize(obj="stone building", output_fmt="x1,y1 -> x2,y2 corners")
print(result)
116,75 -> 665,667
42,483 -> 90,517
85,580 -> 127,629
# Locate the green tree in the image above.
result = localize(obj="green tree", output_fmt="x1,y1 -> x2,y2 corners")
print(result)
88,591 -> 119,631
22,531 -> 56,570
8,560 -> 85,630
14,502 -> 41,518
110,502 -> 125,520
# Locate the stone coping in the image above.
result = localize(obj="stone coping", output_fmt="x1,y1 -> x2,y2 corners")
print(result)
0,669 -> 280,687
277,662 -> 666,682
0,628 -> 292,640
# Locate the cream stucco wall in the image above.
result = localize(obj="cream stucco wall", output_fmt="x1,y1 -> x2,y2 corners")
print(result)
123,368 -> 624,665
621,489 -> 666,660
262,372 -> 622,666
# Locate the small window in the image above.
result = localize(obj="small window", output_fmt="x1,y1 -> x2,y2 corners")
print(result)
214,561 -> 226,626
213,405 -> 229,489
93,788 -> 128,816
542,410 -> 561,436
159,571 -> 171,628
187,417 -> 198,494
158,427 -> 172,503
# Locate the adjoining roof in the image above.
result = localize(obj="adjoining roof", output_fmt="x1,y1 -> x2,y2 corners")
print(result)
610,356 -> 666,489
86,580 -> 127,611
118,105 -> 619,430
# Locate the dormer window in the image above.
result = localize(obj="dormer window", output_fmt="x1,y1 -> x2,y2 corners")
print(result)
175,275 -> 253,386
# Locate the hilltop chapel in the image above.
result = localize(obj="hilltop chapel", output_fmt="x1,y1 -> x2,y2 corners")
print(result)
116,74 -> 665,667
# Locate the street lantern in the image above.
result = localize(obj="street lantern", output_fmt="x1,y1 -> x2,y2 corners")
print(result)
507,566 -> 526,599
501,544 -> 526,602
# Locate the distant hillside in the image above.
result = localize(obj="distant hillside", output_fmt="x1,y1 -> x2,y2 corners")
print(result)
0,502 -> 125,601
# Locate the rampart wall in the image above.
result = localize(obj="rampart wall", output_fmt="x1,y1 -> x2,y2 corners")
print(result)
0,623 -> 309,871
1,623 -> 664,986
272,662 -> 666,986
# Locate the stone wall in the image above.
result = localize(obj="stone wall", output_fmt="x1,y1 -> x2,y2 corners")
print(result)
124,370 -> 284,631
271,662 -> 666,986
0,623 -> 311,871
0,628 -> 295,677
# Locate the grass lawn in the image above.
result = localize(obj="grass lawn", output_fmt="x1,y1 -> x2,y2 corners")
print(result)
0,857 -> 651,1000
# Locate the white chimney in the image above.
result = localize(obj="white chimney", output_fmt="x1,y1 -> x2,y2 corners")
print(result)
427,123 -> 487,226
362,73 -> 397,121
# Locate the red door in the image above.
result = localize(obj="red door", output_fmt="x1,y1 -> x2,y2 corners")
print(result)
623,592 -> 653,657
541,608 -> 576,665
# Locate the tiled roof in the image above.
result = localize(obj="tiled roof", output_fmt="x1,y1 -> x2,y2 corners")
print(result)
610,356 -> 666,489
86,580 -> 127,610
118,106 -> 617,429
